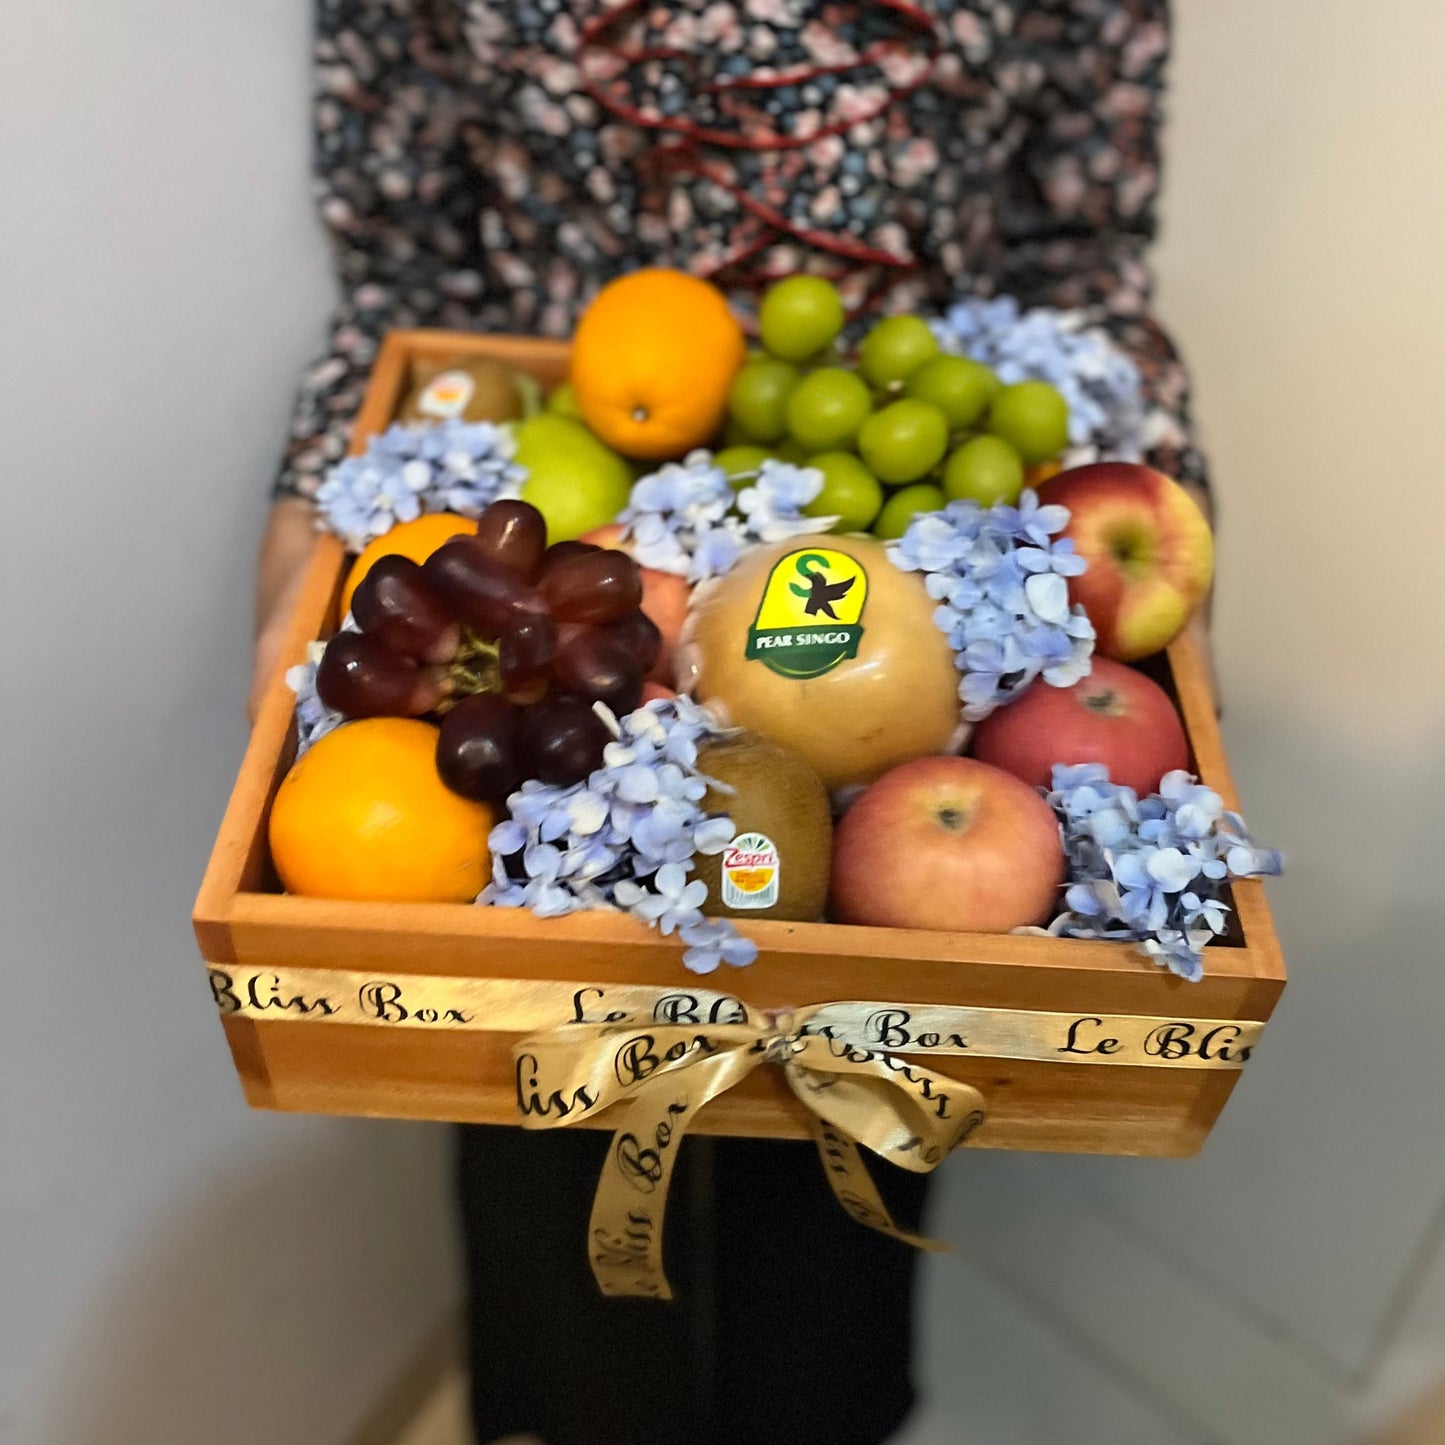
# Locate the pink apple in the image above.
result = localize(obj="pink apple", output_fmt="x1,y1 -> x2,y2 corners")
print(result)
830,757 -> 1064,932
581,524 -> 691,684
1037,462 -> 1213,661
970,657 -> 1189,796
641,680 -> 676,704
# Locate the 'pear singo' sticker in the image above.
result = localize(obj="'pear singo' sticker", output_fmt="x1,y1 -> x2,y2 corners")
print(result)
745,548 -> 868,680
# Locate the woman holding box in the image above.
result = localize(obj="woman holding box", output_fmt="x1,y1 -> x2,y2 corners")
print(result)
255,4 -> 1210,1442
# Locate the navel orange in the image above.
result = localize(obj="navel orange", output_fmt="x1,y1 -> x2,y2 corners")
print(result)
340,513 -> 475,616
269,718 -> 493,902
571,269 -> 746,460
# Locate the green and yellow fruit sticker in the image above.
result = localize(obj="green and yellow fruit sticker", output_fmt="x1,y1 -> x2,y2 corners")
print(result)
745,548 -> 868,679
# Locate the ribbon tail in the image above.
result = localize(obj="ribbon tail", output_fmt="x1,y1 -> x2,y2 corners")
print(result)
806,1113 -> 951,1255
787,1040 -> 987,1171
586,1043 -> 763,1300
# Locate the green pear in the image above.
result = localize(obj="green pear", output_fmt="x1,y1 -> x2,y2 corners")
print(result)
513,414 -> 633,542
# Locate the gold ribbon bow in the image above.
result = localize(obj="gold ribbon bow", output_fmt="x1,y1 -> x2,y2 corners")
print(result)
512,1012 -> 987,1299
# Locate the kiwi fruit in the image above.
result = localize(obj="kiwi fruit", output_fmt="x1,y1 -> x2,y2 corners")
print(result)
694,731 -> 831,922
398,356 -> 524,424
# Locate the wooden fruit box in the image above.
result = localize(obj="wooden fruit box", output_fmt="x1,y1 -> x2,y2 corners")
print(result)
194,329 -> 1285,1158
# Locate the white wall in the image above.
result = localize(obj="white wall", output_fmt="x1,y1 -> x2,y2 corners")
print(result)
0,5 -> 455,1444
1107,0 -> 1445,1370
924,1 -> 1445,1440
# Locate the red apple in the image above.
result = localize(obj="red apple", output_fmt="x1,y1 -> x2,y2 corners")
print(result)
1037,462 -> 1213,661
641,680 -> 676,704
970,657 -> 1189,796
581,524 -> 691,684
830,757 -> 1064,932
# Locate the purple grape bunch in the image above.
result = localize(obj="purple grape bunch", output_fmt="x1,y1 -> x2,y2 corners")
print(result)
307,499 -> 664,804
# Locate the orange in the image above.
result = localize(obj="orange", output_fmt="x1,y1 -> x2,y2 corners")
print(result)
571,269 -> 746,460
269,719 -> 493,902
340,512 -> 475,616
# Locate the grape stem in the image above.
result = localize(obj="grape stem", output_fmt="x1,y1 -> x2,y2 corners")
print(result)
442,630 -> 503,706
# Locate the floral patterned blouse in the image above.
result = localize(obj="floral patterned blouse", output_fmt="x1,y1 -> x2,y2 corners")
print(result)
276,0 -> 1206,500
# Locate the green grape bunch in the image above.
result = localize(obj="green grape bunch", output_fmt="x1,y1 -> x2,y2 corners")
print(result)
724,276 -> 1072,542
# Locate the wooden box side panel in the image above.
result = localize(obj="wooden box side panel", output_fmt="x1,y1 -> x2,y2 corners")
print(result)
224,1017 -> 1232,1157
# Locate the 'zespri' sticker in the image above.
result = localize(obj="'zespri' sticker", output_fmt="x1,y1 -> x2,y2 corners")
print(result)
745,548 -> 868,680
722,833 -> 780,910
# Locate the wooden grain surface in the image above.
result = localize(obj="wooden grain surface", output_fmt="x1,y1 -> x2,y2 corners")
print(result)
194,329 -> 1285,1153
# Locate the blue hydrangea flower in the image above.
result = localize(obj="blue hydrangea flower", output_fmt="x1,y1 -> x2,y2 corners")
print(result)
479,698 -> 757,974
619,451 -> 834,582
933,296 -> 1147,460
678,916 -> 759,975
1045,764 -> 1284,981
285,643 -> 344,755
888,492 -> 1097,720
315,420 -> 525,550
734,460 -> 834,544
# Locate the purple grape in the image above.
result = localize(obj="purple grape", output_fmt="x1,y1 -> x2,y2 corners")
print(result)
422,537 -> 545,638
473,499 -> 548,582
522,694 -> 610,786
538,549 -> 643,624
315,631 -> 445,718
498,611 -> 558,704
349,554 -> 460,663
552,628 -> 643,714
605,610 -> 662,675
538,540 -> 601,579
435,694 -> 522,802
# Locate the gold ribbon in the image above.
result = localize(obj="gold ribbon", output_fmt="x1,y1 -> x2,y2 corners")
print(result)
511,1011 -> 985,1299
206,965 -> 1264,1070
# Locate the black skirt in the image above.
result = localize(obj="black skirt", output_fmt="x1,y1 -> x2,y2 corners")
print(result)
457,1123 -> 930,1445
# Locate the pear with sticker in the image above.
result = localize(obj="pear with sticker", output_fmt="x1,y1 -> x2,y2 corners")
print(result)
680,534 -> 960,790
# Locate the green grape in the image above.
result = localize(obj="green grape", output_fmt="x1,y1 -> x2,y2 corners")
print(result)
774,437 -> 814,465
802,452 -> 884,534
942,435 -> 1025,508
727,358 -> 800,443
784,367 -> 872,452
758,276 -> 846,362
857,315 -> 939,387
902,355 -> 998,430
857,398 -> 949,484
986,380 -> 1070,465
873,483 -> 947,540
714,444 -> 774,489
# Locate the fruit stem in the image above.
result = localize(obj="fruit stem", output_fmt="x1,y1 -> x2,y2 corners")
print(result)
443,630 -> 503,705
